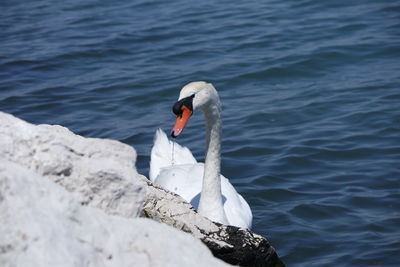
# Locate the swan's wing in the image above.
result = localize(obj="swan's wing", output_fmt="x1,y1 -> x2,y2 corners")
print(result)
154,163 -> 204,203
149,129 -> 197,181
221,176 -> 253,229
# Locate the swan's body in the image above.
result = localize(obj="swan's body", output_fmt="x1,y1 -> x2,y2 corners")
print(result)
150,130 -> 252,228
150,82 -> 252,228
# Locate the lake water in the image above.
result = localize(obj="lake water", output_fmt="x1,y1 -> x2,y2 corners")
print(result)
1,0 -> 399,265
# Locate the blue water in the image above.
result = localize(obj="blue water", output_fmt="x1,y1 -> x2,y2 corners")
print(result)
1,0 -> 399,265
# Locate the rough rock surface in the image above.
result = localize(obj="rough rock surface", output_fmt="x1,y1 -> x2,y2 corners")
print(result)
0,112 -> 145,218
143,181 -> 285,267
0,160 -> 228,267
0,112 -> 284,266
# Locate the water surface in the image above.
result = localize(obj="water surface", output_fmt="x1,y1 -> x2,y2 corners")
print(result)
1,0 -> 399,265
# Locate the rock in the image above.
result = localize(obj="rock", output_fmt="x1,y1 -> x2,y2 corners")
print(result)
0,111 -> 284,266
143,181 -> 285,267
0,160 -> 229,267
0,112 -> 145,218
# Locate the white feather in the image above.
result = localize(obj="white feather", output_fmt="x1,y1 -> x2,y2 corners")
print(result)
149,129 -> 196,181
155,160 -> 252,228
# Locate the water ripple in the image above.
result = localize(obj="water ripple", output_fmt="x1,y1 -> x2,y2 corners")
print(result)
1,0 -> 399,265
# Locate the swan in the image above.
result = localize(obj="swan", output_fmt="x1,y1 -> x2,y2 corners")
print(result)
149,81 -> 252,228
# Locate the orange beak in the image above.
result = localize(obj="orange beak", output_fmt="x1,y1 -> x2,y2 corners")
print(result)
171,105 -> 192,138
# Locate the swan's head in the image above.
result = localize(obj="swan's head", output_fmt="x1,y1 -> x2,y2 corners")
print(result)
171,81 -> 219,138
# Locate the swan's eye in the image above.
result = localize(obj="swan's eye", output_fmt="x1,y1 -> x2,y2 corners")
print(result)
172,101 -> 183,116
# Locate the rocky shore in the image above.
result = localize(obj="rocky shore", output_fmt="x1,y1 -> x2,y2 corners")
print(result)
0,112 -> 284,267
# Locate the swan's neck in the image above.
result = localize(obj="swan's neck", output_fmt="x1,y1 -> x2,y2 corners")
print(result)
198,101 -> 229,224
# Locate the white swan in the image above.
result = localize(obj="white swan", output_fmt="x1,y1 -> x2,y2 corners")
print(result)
149,81 -> 252,228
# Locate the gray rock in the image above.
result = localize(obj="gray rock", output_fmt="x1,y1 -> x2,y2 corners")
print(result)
143,181 -> 285,267
0,112 -> 145,218
0,111 -> 284,266
0,160 -> 229,267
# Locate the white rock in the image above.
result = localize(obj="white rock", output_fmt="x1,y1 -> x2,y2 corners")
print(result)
0,160 -> 229,267
0,112 -> 145,218
0,112 -> 282,266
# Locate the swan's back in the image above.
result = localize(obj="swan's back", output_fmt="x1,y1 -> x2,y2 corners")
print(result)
154,163 -> 252,228
149,129 -> 196,181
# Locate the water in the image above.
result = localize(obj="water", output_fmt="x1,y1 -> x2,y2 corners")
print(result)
1,0 -> 399,265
